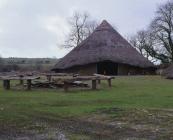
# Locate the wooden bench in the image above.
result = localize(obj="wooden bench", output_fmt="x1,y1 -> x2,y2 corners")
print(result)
56,75 -> 114,92
93,74 -> 115,87
1,76 -> 40,90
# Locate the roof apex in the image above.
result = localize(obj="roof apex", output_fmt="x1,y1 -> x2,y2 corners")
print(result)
95,20 -> 115,31
100,20 -> 110,25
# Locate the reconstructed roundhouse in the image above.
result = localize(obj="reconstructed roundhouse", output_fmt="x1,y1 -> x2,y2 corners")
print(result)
52,20 -> 155,75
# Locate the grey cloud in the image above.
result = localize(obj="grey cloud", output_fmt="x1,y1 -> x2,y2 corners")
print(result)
0,0 -> 168,58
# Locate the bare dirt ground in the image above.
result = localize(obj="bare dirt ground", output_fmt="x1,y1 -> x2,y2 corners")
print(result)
1,108 -> 173,140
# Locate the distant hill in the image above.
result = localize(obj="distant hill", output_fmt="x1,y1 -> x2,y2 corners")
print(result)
3,58 -> 58,65
0,58 -> 59,72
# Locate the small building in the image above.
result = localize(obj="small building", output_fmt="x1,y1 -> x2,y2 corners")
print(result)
162,63 -> 173,79
52,20 -> 155,75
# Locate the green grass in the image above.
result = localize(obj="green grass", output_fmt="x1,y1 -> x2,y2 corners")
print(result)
0,76 -> 173,128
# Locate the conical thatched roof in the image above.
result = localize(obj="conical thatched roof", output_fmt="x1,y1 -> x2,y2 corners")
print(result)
53,20 -> 154,70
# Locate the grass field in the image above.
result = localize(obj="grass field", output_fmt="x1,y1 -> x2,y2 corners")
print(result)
1,76 -> 173,139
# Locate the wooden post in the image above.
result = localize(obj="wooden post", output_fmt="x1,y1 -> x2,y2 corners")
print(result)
47,75 -> 51,82
98,79 -> 101,84
64,81 -> 69,92
92,80 -> 97,90
27,79 -> 32,90
108,79 -> 112,87
3,80 -> 7,90
6,80 -> 10,90
3,80 -> 10,90
20,79 -> 24,85
3,80 -> 6,89
19,75 -> 24,85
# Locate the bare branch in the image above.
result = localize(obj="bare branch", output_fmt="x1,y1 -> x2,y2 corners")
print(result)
61,11 -> 98,48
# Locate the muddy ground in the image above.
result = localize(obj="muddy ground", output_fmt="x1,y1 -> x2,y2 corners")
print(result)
1,108 -> 173,140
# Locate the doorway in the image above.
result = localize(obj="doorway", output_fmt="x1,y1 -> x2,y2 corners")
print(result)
97,61 -> 118,75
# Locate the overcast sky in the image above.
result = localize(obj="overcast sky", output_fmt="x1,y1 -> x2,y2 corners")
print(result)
0,0 -> 168,58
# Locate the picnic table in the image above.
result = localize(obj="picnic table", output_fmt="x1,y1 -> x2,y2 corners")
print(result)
0,73 -> 114,92
1,76 -> 40,90
55,74 -> 114,92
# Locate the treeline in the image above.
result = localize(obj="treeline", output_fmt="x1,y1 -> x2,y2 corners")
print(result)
0,57 -> 58,72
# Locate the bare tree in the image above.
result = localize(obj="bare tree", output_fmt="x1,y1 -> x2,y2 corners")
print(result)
62,12 -> 98,48
130,31 -> 147,57
150,1 -> 173,63
130,30 -> 156,62
131,1 -> 173,64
